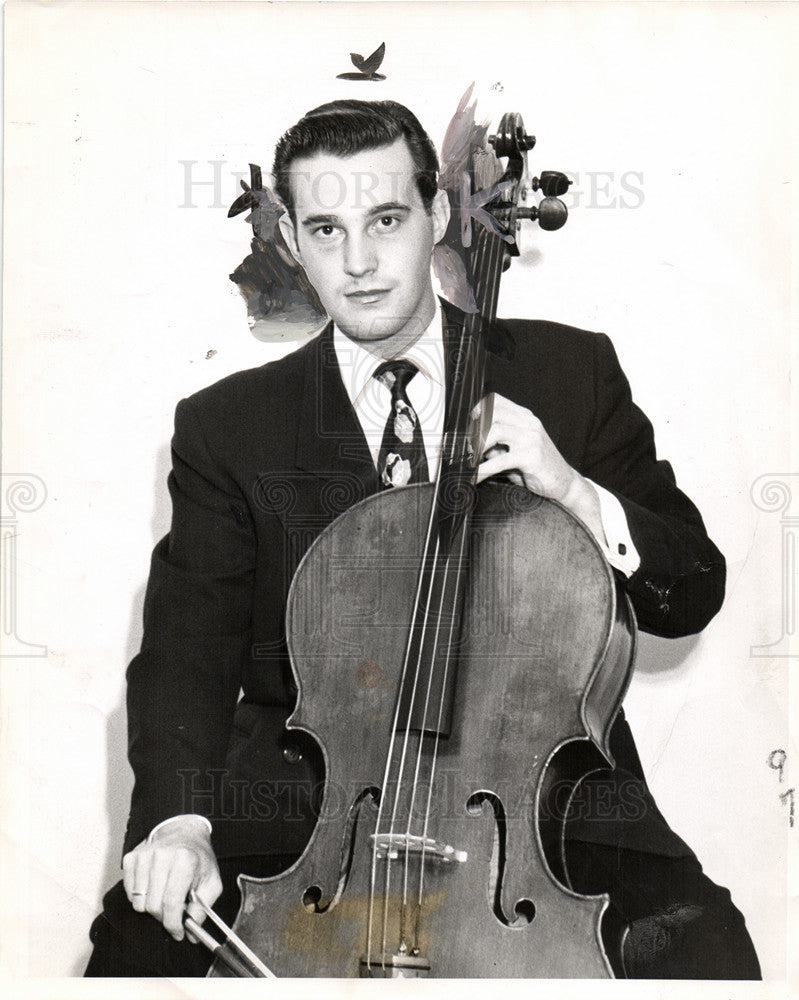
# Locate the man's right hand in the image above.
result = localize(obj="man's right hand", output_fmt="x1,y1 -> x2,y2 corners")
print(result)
122,815 -> 222,942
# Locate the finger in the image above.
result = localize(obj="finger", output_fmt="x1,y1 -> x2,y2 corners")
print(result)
184,889 -> 211,930
161,850 -> 199,941
122,851 -> 135,898
184,865 -> 224,942
122,852 -> 150,912
478,442 -> 542,486
196,866 -> 224,910
483,394 -> 534,428
469,391 -> 494,422
475,454 -> 523,484
184,898 -> 207,942
480,422 -> 526,458
482,443 -> 509,464
144,847 -> 172,923
184,921 -> 201,947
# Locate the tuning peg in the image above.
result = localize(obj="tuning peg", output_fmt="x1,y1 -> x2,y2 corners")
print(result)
537,197 -> 568,231
532,171 -> 571,197
516,197 -> 569,231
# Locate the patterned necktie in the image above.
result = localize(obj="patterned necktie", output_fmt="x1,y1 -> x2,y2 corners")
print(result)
373,359 -> 429,488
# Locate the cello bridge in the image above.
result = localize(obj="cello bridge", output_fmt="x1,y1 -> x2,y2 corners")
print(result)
370,832 -> 467,864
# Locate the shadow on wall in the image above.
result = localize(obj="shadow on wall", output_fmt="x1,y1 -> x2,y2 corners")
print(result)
633,631 -> 701,678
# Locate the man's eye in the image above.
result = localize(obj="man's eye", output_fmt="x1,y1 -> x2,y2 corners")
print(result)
311,222 -> 339,243
375,216 -> 399,231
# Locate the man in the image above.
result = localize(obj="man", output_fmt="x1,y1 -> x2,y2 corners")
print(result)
86,99 -> 760,978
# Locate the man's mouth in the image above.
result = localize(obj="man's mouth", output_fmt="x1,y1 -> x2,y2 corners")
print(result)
345,289 -> 391,305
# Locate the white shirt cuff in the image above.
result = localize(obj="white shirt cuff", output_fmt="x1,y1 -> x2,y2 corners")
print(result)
586,480 -> 641,577
146,814 -> 213,843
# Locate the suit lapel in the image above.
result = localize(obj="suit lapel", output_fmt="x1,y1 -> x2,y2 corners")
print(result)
294,322 -> 379,494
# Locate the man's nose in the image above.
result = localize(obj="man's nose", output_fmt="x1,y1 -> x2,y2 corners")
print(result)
343,234 -> 377,277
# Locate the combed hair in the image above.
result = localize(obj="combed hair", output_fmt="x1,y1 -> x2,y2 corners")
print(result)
272,100 -> 440,219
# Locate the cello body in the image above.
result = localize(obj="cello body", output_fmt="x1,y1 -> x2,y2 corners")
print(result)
212,480 -> 635,978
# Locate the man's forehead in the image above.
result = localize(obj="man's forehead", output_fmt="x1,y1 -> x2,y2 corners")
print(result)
287,138 -> 421,214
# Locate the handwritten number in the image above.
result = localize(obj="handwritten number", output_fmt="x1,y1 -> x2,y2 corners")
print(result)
779,788 -> 795,828
768,751 -> 793,826
767,749 -> 787,782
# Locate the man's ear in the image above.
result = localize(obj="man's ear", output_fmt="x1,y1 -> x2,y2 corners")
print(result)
278,212 -> 302,264
431,188 -> 451,245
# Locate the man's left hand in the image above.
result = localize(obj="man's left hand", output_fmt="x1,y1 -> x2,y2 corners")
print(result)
474,393 -> 605,543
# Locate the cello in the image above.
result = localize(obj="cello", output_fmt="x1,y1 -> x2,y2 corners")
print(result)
198,92 -> 636,978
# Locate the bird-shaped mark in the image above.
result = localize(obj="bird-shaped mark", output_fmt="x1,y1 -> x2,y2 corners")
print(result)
351,41 -> 385,75
337,42 -> 386,81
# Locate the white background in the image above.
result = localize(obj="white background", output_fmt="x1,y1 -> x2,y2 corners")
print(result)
2,1 -> 797,995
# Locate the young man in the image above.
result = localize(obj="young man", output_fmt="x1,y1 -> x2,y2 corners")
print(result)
86,100 -> 760,978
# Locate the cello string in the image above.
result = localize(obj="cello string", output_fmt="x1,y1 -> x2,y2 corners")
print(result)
365,428 -> 446,968
399,304 -> 483,936
367,325 -> 469,964
414,512 -> 470,926
412,223 -> 505,923
383,301 -> 480,950
402,260 -> 502,947
370,564 -> 440,964
369,187 -> 507,962
395,525 -> 449,931
386,216 -> 502,934
397,475 -> 471,916
387,280 -> 486,950
412,266 -> 500,930
398,223 -> 491,888
378,354 -> 472,957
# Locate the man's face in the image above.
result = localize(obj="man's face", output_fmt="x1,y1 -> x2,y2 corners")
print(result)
279,138 -> 450,356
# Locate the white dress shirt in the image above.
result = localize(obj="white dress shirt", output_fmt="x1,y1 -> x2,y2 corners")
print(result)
333,303 -> 640,577
333,302 -> 447,478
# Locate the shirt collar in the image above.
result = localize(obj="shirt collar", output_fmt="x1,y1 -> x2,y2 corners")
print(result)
333,299 -> 446,409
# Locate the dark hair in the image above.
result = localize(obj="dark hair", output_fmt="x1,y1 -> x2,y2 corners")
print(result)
272,99 -> 440,220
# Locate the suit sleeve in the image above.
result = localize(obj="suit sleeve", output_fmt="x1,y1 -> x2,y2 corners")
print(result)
581,333 -> 726,638
124,396 -> 256,854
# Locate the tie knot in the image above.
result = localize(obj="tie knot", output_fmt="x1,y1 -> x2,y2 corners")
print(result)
373,358 -> 419,399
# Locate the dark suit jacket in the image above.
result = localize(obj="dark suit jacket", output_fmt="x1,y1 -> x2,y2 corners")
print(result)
124,303 -> 725,863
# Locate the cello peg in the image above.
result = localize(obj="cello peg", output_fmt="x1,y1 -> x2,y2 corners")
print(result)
532,171 -> 571,197
537,196 -> 568,231
516,198 -> 568,231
